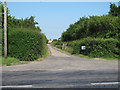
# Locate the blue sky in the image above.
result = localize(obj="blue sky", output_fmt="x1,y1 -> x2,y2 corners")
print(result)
7,2 -> 118,39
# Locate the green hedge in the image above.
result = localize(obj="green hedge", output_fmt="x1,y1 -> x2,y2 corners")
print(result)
51,41 -> 63,49
52,37 -> 120,59
71,38 -> 119,59
2,28 -> 48,61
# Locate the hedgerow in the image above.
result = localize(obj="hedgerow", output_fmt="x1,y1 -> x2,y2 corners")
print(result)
3,28 -> 48,61
71,38 -> 119,58
52,37 -> 120,59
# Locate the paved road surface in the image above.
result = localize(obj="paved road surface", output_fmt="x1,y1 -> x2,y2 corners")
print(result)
2,45 -> 118,88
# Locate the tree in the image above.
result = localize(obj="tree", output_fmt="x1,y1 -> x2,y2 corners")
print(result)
118,6 -> 120,17
61,3 -> 120,41
53,39 -> 57,42
109,3 -> 118,16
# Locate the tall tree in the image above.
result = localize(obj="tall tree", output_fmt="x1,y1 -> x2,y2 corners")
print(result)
109,3 -> 118,16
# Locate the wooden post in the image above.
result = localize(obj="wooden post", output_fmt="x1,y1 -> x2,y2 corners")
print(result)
4,0 -> 7,59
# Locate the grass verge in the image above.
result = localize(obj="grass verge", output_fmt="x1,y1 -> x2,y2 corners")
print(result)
51,44 -> 118,60
0,57 -> 21,66
73,54 -> 118,60
0,45 -> 49,66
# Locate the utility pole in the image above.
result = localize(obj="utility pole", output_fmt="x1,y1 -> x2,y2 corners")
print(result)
4,0 -> 7,59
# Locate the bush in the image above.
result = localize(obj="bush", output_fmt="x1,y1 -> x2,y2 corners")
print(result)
3,28 -> 48,61
64,46 -> 73,54
71,38 -> 120,59
51,41 -> 63,46
51,37 -> 119,59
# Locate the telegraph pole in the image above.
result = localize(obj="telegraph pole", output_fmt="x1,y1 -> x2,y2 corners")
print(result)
4,0 -> 7,59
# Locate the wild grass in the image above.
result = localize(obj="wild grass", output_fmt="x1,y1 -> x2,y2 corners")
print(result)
0,57 -> 20,66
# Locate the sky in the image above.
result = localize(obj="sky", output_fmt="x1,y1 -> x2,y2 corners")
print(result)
7,2 -> 118,39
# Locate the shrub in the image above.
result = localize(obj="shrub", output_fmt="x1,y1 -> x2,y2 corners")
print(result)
64,46 -> 73,54
2,28 -> 48,61
71,38 -> 120,59
51,37 -> 119,59
51,41 -> 63,46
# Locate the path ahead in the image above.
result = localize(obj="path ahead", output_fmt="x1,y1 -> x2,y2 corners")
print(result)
2,45 -> 118,88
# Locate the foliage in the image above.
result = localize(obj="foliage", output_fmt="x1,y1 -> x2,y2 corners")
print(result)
1,57 -> 20,66
2,28 -> 48,61
71,38 -> 119,59
53,39 -> 58,42
61,3 -> 120,41
0,2 -> 41,31
7,16 -> 42,31
0,2 -> 48,61
109,3 -> 119,16
51,41 -> 63,46
52,38 -> 120,59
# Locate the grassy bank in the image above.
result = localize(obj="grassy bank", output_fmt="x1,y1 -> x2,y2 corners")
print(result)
1,45 -> 49,66
0,57 -> 21,66
51,38 -> 119,60
1,52 -> 49,66
50,44 -> 91,59
52,45 -> 118,60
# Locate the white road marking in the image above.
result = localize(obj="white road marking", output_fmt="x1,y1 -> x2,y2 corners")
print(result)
0,85 -> 32,88
91,82 -> 119,85
58,69 -> 63,70
48,69 -> 63,71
